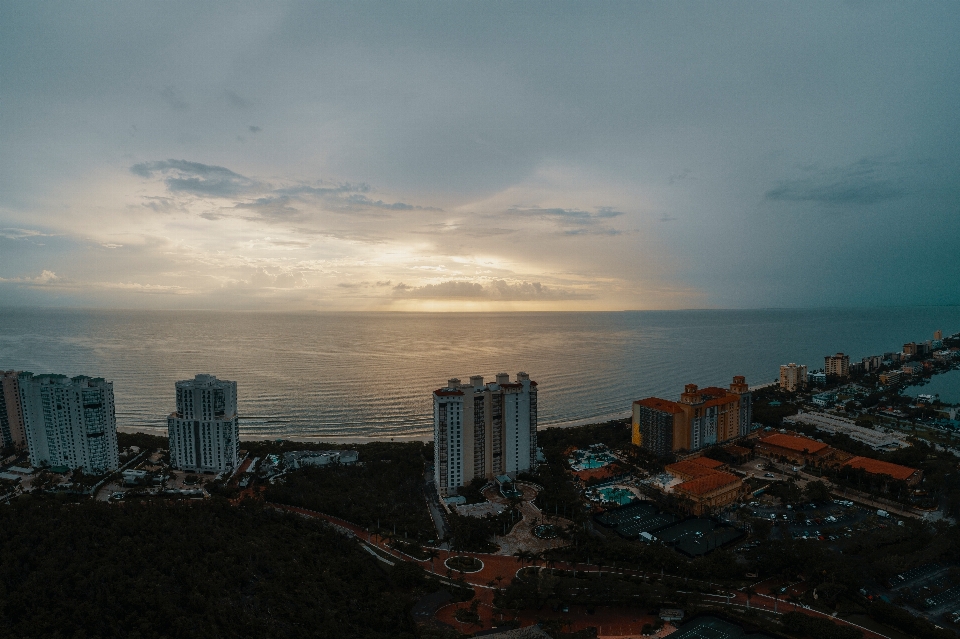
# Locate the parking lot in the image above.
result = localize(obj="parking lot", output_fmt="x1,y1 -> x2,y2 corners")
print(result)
733,499 -> 887,544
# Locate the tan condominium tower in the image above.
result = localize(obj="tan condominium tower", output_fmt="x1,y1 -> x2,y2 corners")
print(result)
824,353 -> 850,378
779,363 -> 808,392
433,372 -> 537,497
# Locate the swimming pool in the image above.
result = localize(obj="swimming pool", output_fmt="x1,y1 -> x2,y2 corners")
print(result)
597,487 -> 635,505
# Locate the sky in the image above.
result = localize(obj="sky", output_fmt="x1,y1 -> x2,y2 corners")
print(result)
1,1 -> 959,311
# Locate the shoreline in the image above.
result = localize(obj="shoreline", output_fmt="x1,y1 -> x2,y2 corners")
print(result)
116,411 -> 634,445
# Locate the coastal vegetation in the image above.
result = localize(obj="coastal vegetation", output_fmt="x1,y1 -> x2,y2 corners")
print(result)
264,441 -> 437,540
0,496 -> 427,639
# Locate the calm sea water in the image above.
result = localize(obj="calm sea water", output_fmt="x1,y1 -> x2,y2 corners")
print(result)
905,369 -> 960,405
0,308 -> 957,440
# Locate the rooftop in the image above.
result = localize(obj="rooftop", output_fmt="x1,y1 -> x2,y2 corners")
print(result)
634,397 -> 685,414
675,471 -> 741,496
758,433 -> 830,454
665,459 -> 719,479
689,456 -> 725,469
843,456 -> 919,481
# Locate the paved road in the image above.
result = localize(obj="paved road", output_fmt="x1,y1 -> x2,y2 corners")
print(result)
423,469 -> 450,545
270,502 -> 891,639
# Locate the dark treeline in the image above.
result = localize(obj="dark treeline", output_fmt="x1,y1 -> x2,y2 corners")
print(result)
264,441 -> 436,540
0,497 -> 421,639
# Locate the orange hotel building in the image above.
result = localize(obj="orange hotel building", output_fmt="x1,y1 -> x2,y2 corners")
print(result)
632,377 -> 752,456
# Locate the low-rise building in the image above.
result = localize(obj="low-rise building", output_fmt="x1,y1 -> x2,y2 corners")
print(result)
283,449 -> 358,469
784,412 -> 906,451
755,433 -> 835,466
673,472 -> 743,515
811,392 -> 837,407
879,370 -> 902,386
901,363 -> 925,377
808,371 -> 827,386
665,458 -> 743,515
842,456 -> 922,486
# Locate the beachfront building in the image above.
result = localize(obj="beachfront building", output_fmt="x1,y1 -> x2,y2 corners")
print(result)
779,363 -> 808,393
0,371 -> 27,451
825,353 -> 850,378
18,373 -> 119,474
167,374 -> 239,475
631,377 -> 752,456
433,372 -> 537,497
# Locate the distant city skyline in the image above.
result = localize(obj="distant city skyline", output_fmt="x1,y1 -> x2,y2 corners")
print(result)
2,2 -> 959,311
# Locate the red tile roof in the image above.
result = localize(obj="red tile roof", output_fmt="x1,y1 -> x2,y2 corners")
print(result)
698,387 -> 730,397
433,389 -> 464,396
843,456 -> 919,481
759,433 -> 829,454
665,459 -> 718,479
690,456 -> 725,469
676,471 -> 740,496
633,397 -> 685,414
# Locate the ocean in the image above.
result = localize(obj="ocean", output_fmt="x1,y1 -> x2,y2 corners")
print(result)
0,307 -> 957,441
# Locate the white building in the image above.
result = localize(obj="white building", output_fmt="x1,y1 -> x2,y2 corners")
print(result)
18,373 -> 119,474
779,363 -> 808,392
784,412 -> 907,451
167,374 -> 239,474
433,372 -> 537,497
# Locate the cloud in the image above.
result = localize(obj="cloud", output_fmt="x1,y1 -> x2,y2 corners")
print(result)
393,279 -> 592,301
160,85 -> 188,110
337,280 -> 393,289
248,125 -> 261,133
0,228 -> 54,240
766,159 -> 907,206
130,159 -> 257,197
139,196 -> 178,213
0,270 -> 60,284
509,206 -> 624,235
233,196 -> 302,220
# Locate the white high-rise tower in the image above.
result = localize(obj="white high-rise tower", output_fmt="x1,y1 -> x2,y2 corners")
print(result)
18,373 -> 119,475
167,374 -> 239,474
433,372 -> 537,497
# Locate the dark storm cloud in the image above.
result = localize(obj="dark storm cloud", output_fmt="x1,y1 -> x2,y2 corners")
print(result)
393,279 -> 592,301
766,159 -> 907,206
131,160 -> 256,197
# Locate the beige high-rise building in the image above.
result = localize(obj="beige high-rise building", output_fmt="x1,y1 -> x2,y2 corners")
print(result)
934,329 -> 943,341
0,371 -> 27,451
779,363 -> 808,392
433,373 -> 537,497
824,353 -> 850,378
